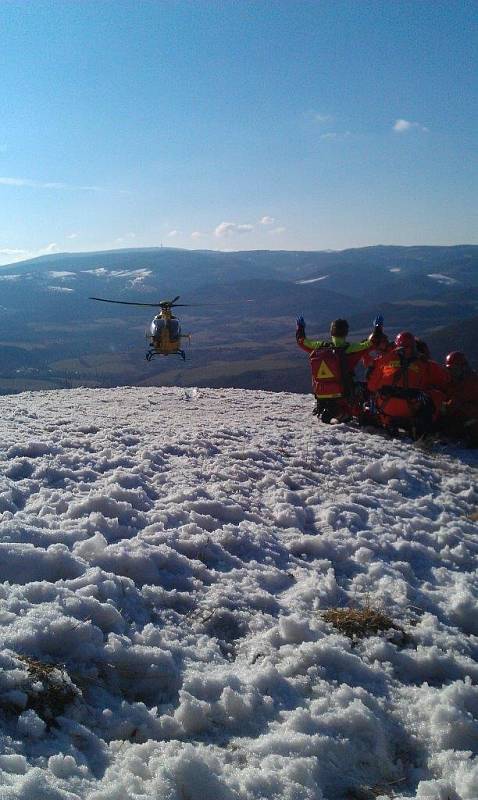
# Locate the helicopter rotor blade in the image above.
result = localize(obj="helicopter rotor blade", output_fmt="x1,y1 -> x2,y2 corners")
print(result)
172,300 -> 255,307
176,301 -> 254,307
90,297 -> 164,307
90,296 -> 255,309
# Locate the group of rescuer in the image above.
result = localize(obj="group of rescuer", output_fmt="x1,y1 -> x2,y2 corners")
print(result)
296,315 -> 478,446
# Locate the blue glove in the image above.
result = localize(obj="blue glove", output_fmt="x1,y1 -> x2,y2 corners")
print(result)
369,313 -> 385,345
416,391 -> 430,406
296,315 -> 306,340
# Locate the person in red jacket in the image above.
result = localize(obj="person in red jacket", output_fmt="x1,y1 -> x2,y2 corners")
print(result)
363,335 -> 431,372
443,352 -> 478,446
361,332 -> 392,372
296,316 -> 384,423
367,331 -> 450,437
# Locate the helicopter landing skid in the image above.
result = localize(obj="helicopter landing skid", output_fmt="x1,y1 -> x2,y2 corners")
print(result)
146,349 -> 186,362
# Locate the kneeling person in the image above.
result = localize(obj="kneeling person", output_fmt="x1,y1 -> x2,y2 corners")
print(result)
367,332 -> 449,438
296,317 -> 383,423
443,352 -> 478,446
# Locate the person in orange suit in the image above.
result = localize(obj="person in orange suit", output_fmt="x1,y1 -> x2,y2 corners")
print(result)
443,352 -> 478,446
367,331 -> 450,437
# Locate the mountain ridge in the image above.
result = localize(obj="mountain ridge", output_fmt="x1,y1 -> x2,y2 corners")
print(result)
0,244 -> 476,392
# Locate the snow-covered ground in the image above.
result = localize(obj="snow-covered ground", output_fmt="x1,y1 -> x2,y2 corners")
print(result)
0,386 -> 477,800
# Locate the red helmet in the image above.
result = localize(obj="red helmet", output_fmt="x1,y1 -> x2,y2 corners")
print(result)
445,351 -> 469,370
394,331 -> 416,357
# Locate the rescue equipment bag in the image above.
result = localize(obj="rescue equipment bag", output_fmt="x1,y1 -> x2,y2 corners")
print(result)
310,346 -> 351,399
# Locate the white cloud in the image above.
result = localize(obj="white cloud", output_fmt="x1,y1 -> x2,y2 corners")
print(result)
214,221 -> 254,238
268,227 -> 286,236
393,119 -> 429,133
42,243 -> 59,254
67,233 -> 79,240
320,131 -> 351,141
0,248 -> 28,258
167,230 -> 180,238
0,242 -> 59,266
0,177 -> 66,188
47,286 -> 74,293
191,231 -> 205,239
314,113 -> 334,124
0,176 -> 101,191
259,216 -> 275,225
393,119 -> 412,132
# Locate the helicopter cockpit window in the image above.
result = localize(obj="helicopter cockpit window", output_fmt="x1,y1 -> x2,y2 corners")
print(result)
168,318 -> 181,341
150,318 -> 166,337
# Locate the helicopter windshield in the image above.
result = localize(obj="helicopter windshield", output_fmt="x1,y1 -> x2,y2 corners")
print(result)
168,318 -> 181,341
150,317 -> 181,341
150,318 -> 166,337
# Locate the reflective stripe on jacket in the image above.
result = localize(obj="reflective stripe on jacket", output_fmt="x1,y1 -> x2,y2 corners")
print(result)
297,335 -> 373,370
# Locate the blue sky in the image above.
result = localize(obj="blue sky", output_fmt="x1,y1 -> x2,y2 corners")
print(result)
0,0 -> 476,264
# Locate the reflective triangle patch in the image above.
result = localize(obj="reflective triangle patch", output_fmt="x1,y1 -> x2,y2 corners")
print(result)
316,360 -> 335,379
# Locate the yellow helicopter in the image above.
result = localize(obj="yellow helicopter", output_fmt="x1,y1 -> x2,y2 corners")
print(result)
90,295 -> 191,361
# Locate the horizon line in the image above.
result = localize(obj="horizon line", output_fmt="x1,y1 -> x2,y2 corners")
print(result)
1,241 -> 477,270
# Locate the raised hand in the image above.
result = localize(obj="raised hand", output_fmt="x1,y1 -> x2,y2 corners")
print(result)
296,315 -> 306,340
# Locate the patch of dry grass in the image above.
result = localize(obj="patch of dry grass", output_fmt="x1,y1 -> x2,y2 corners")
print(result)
322,606 -> 408,644
17,656 -> 80,723
346,778 -> 407,799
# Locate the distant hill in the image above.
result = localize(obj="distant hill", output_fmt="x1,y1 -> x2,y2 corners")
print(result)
0,244 -> 476,392
425,315 -> 478,368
